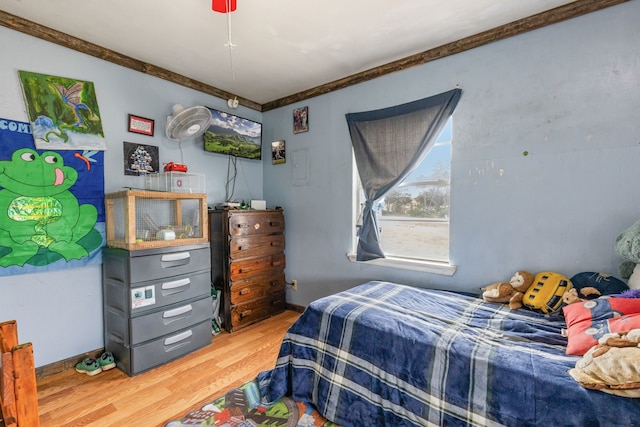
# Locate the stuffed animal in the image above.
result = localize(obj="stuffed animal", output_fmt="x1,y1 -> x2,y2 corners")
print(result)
614,220 -> 640,290
568,329 -> 640,397
481,270 -> 534,310
570,272 -> 628,299
562,288 -> 583,305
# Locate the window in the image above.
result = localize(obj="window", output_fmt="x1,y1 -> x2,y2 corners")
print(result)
355,118 -> 452,264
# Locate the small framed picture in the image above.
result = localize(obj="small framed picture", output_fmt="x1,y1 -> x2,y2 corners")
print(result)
123,141 -> 159,176
128,114 -> 155,136
293,106 -> 309,134
272,140 -> 286,164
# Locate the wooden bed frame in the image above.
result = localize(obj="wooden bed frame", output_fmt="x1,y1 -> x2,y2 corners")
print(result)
0,320 -> 39,427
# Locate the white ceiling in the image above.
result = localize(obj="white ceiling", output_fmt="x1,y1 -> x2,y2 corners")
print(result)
2,0 -> 576,106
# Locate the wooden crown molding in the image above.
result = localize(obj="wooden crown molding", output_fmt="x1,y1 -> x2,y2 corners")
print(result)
0,0 -> 628,113
0,9 -> 261,112
262,0 -> 628,111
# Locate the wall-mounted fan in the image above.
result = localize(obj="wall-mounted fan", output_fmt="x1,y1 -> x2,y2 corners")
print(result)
165,104 -> 212,141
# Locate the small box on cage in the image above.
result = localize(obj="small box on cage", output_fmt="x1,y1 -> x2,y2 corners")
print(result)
145,172 -> 205,193
105,189 -> 208,250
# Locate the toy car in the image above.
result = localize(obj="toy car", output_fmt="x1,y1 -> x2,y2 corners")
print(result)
164,162 -> 188,172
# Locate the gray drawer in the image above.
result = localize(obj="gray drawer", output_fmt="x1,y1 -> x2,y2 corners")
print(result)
104,269 -> 211,316
103,245 -> 210,283
130,296 -> 212,344
107,319 -> 211,376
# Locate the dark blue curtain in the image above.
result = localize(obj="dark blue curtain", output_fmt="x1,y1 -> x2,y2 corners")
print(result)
346,88 -> 462,261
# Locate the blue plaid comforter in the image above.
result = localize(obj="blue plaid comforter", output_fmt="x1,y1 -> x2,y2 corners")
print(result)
258,281 -> 640,426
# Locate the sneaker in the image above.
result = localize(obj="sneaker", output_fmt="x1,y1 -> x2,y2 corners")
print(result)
98,351 -> 116,371
75,357 -> 101,376
211,319 -> 221,336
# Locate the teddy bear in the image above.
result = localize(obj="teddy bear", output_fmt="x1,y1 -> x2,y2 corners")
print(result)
481,270 -> 534,310
568,329 -> 640,397
614,219 -> 640,290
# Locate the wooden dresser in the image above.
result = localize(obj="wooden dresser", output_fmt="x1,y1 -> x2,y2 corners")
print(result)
209,208 -> 286,332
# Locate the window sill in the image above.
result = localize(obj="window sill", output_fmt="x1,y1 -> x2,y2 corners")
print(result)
346,253 -> 456,276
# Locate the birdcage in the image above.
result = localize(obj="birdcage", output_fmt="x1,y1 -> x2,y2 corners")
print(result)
105,190 -> 208,250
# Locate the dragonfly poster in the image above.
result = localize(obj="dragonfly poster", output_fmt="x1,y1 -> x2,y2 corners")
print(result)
18,70 -> 107,151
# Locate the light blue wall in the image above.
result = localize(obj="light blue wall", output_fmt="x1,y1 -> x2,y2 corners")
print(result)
263,2 -> 640,307
0,26 -> 263,366
1,2 -> 639,368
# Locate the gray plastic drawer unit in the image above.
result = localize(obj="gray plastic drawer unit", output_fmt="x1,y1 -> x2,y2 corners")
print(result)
102,244 -> 213,376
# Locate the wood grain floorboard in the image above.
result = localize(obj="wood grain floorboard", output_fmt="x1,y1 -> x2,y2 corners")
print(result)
35,310 -> 300,427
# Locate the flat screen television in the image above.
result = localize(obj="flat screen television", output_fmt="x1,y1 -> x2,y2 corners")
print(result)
204,108 -> 262,160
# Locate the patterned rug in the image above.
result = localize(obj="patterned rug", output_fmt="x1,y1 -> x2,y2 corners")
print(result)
164,380 -> 339,426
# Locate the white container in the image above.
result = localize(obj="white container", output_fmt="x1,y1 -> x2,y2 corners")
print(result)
145,172 -> 205,193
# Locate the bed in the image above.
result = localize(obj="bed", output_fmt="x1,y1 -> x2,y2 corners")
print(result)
257,281 -> 640,426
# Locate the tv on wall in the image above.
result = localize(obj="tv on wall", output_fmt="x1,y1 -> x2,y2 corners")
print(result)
204,108 -> 262,160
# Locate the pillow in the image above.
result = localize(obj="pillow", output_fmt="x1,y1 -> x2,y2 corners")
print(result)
562,298 -> 640,355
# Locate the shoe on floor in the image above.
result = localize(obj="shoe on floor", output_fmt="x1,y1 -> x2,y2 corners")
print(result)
75,357 -> 101,376
98,351 -> 116,371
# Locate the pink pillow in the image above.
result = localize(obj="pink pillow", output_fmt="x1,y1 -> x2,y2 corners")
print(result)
562,298 -> 640,355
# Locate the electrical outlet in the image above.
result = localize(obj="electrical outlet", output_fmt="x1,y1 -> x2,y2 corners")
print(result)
291,279 -> 298,291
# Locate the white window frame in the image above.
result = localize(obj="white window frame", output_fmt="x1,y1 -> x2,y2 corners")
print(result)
348,127 -> 457,276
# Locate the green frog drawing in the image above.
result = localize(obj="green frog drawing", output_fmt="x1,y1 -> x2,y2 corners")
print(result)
0,148 -> 98,267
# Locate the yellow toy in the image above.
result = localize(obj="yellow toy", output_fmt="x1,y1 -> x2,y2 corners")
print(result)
523,272 -> 572,314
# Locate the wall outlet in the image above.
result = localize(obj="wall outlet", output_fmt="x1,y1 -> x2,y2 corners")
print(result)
291,279 -> 298,291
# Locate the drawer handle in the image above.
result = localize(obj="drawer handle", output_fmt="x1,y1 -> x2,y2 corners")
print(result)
161,252 -> 190,262
163,304 -> 192,318
270,242 -> 281,247
271,261 -> 282,267
240,310 -> 252,319
271,300 -> 280,306
237,224 -> 249,228
238,267 -> 252,274
269,222 -> 281,227
164,330 -> 192,345
162,278 -> 191,290
239,288 -> 251,295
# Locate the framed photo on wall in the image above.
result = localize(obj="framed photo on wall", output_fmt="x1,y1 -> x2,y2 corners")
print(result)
128,114 -> 155,136
272,140 -> 286,164
123,141 -> 159,175
293,106 -> 308,134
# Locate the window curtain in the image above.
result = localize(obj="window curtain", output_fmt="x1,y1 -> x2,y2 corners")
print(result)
346,88 -> 462,261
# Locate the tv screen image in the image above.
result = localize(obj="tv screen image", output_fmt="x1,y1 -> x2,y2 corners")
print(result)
204,108 -> 262,160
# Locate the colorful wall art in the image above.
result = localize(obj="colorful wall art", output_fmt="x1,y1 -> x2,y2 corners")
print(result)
18,70 -> 106,151
0,118 -> 105,276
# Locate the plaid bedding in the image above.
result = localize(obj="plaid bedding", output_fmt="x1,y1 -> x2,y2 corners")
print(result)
258,281 -> 640,426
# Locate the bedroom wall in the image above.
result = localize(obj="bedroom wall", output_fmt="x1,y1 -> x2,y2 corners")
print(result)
0,26 -> 264,367
262,1 -> 640,306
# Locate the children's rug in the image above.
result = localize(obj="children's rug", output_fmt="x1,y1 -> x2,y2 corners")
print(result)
164,380 -> 339,426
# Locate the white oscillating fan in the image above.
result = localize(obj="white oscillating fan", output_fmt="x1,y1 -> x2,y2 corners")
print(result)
165,104 -> 212,141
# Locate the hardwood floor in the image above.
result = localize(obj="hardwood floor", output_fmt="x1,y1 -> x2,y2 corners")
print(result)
35,310 -> 300,427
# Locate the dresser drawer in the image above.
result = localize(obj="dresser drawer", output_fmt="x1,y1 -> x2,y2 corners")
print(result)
230,291 -> 286,331
229,234 -> 284,259
229,272 -> 286,305
227,211 -> 284,237
229,253 -> 285,281
104,268 -> 211,316
103,245 -> 211,284
107,319 -> 211,376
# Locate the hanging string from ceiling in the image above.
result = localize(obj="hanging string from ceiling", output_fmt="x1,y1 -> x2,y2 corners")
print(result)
212,0 -> 238,81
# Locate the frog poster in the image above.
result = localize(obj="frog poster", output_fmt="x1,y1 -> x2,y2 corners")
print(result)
18,70 -> 106,151
0,118 -> 104,275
